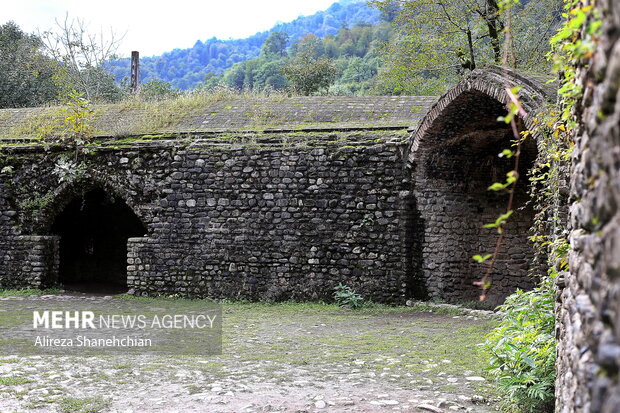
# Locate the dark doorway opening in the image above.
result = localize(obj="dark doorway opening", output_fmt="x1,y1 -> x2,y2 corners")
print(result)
411,90 -> 538,304
51,188 -> 147,294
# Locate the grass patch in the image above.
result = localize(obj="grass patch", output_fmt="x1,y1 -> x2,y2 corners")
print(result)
111,363 -> 132,370
0,288 -> 62,297
0,376 -> 34,385
58,396 -> 110,413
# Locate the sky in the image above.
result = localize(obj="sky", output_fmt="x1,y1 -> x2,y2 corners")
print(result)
2,0 -> 339,57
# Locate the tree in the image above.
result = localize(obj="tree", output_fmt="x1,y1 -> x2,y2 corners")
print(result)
369,0 -> 562,95
39,14 -> 125,102
261,31 -> 289,59
139,80 -> 180,101
292,34 -> 325,60
0,21 -> 59,108
282,54 -> 337,96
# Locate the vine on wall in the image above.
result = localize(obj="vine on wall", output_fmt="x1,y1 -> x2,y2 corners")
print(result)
483,0 -> 599,411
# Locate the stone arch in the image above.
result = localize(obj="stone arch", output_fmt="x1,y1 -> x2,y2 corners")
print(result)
406,66 -> 554,305
36,175 -> 150,235
41,177 -> 149,293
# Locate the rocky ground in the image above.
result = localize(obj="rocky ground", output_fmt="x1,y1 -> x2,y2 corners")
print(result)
0,294 -> 500,413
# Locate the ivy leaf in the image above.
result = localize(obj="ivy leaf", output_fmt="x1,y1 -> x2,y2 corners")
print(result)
489,182 -> 507,191
473,254 -> 492,263
499,149 -> 514,158
483,210 -> 514,233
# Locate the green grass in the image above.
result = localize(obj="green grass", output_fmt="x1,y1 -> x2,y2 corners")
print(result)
0,376 -> 34,385
58,396 -> 110,413
111,363 -> 132,370
0,288 -> 62,297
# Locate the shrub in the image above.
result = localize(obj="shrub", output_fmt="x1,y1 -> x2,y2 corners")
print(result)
333,283 -> 364,309
485,276 -> 556,412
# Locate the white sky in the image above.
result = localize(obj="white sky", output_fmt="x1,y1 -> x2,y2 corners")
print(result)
2,0 -> 338,57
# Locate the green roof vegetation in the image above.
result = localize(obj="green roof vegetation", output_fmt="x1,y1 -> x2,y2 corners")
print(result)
0,94 -> 435,143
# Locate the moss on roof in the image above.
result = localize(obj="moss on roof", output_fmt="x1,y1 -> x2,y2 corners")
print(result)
0,95 -> 437,142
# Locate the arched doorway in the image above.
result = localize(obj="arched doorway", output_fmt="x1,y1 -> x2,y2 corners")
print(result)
407,69 -> 548,305
51,187 -> 147,293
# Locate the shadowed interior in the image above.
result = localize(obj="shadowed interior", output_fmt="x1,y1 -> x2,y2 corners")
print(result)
51,188 -> 147,294
412,90 -> 538,304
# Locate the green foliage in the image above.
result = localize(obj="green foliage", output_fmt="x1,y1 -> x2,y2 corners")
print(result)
63,91 -> 94,142
18,192 -> 54,216
52,156 -> 90,184
106,0 -> 381,90
58,396 -> 110,413
483,2 -> 594,411
0,19 -> 124,108
483,210 -> 514,234
282,53 -> 338,96
0,376 -> 35,385
0,21 -> 59,108
473,254 -> 492,264
333,283 -> 364,309
261,31 -> 289,58
369,0 -> 563,95
548,2 -> 602,125
139,79 -> 181,101
1,165 -> 14,175
40,15 -> 125,103
31,90 -> 96,148
206,22 -> 392,95
485,276 -> 556,412
0,288 -> 62,297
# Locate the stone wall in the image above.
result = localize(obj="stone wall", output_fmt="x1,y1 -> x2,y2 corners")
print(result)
0,236 -> 59,289
555,0 -> 620,411
0,88 -> 547,305
0,131 -> 412,303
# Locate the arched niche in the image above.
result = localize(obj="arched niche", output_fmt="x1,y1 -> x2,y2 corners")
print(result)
406,67 -> 551,305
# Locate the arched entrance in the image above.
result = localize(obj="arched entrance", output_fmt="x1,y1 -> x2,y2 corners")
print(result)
407,67 -> 550,305
51,187 -> 147,293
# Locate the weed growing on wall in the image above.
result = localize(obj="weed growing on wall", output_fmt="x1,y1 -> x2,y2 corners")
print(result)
52,156 -> 90,184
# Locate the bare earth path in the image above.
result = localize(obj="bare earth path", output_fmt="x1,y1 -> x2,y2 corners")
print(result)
0,295 -> 499,413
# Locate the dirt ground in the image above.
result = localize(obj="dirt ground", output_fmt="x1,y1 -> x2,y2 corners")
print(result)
0,294 -> 500,413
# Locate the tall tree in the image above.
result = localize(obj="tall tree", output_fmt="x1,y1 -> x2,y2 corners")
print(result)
0,21 -> 59,108
261,31 -> 289,59
282,54 -> 337,96
369,0 -> 562,95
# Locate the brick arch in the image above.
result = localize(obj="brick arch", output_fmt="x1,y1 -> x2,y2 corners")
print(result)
405,66 -> 554,305
407,65 -> 552,166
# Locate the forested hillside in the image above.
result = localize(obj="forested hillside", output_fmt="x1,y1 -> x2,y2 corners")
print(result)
1,0 -> 562,108
198,22 -> 393,96
106,0 -> 379,90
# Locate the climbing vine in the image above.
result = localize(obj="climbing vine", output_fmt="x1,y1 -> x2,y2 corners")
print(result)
483,0 -> 600,411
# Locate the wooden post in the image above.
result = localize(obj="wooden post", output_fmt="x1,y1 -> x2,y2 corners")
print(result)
130,51 -> 140,94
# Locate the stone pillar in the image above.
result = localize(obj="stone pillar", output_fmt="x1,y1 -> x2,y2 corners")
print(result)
9,236 -> 59,289
127,237 -> 150,295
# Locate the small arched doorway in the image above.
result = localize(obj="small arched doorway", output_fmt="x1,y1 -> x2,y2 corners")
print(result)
51,187 -> 147,293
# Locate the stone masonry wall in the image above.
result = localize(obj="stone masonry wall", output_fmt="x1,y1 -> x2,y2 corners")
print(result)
0,131 -> 412,303
556,0 -> 620,411
0,236 -> 59,289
